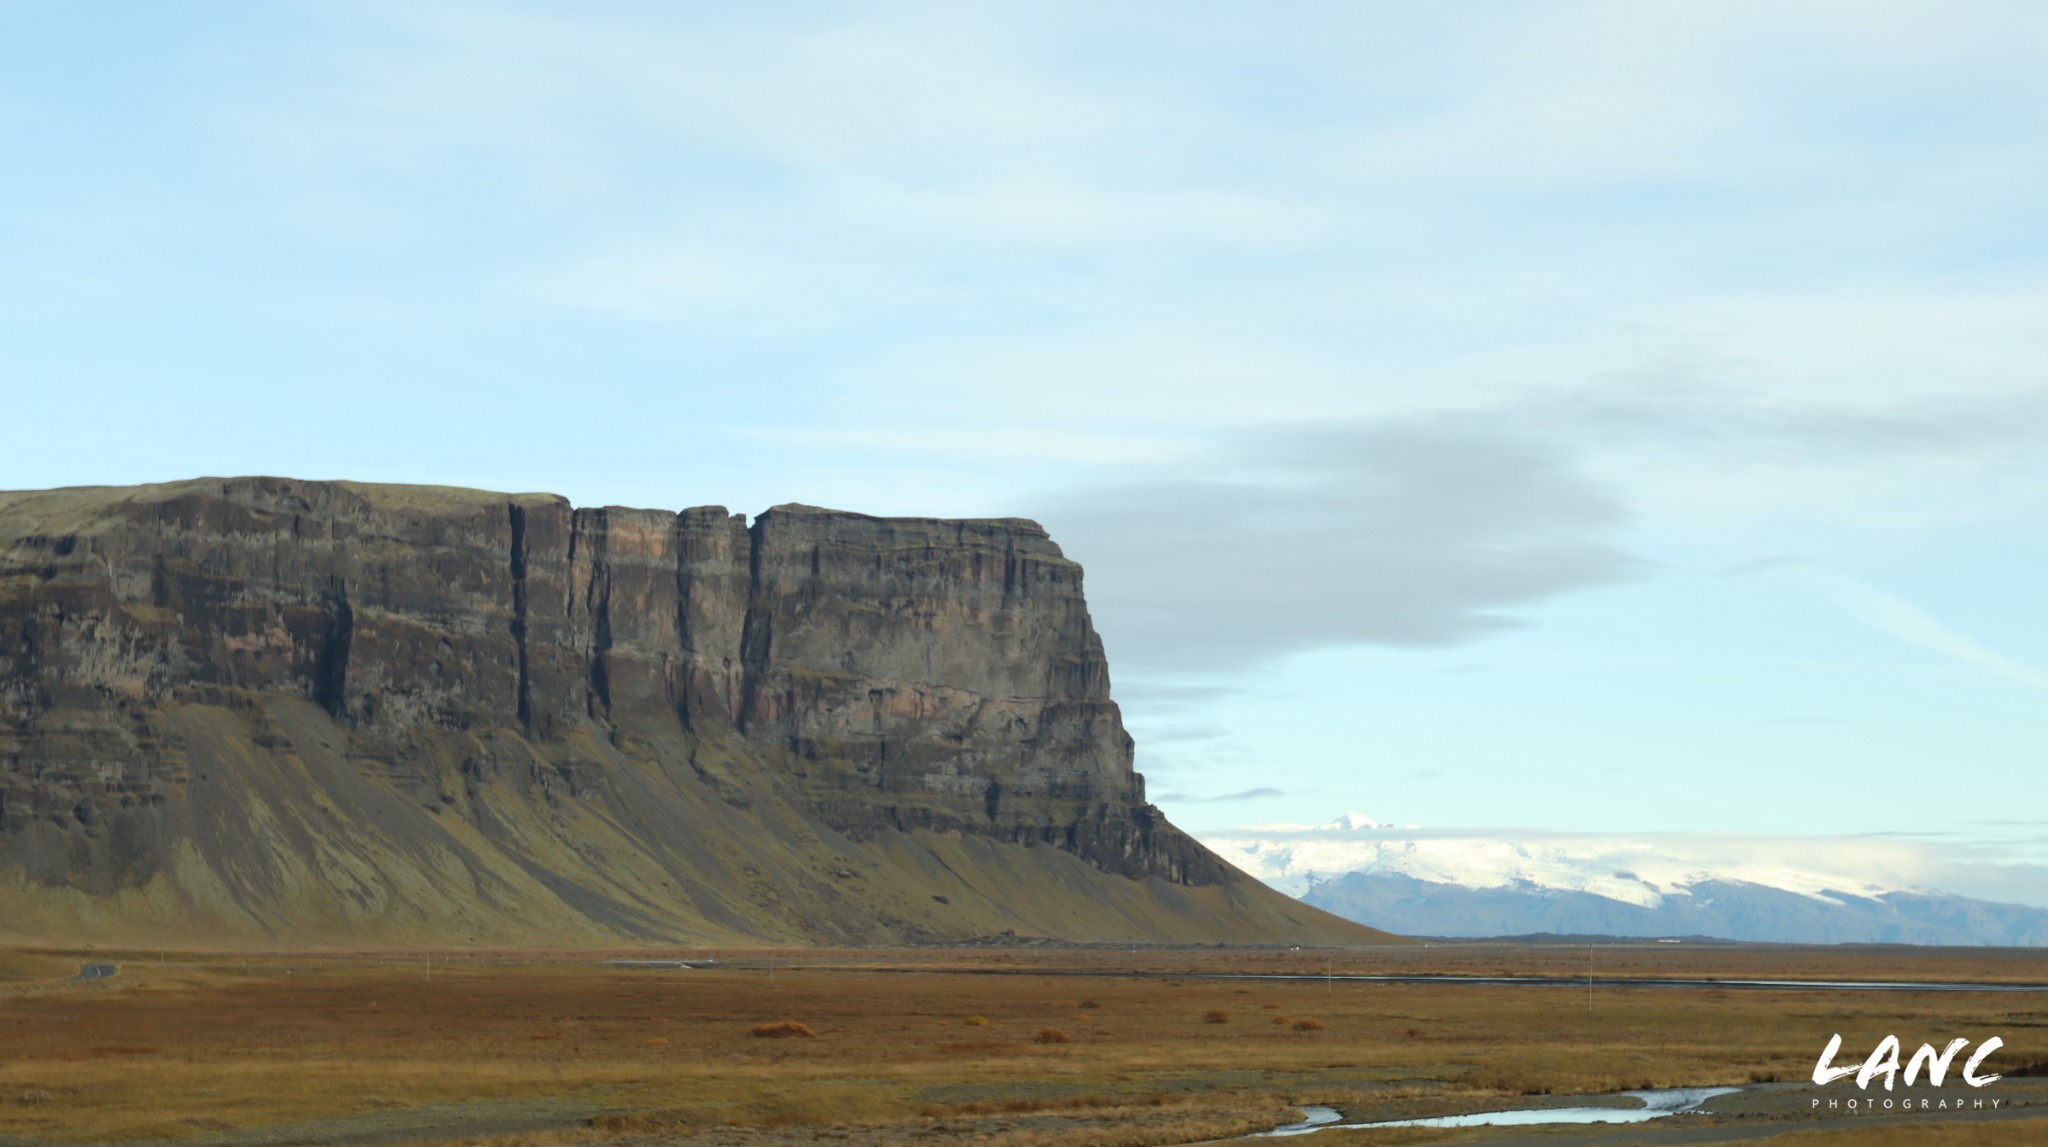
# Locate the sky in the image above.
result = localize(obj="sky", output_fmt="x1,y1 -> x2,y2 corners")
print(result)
5,2 -> 2045,904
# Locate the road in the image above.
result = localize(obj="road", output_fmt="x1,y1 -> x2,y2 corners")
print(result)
795,963 -> 2048,994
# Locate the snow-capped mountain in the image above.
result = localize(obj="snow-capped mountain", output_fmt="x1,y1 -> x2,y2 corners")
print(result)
1199,815 -> 2048,946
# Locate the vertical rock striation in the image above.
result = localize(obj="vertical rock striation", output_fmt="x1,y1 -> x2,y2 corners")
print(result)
0,477 -> 1347,945
737,505 -> 1217,883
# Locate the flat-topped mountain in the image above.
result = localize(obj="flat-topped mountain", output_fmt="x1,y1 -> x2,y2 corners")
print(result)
0,477 -> 1377,946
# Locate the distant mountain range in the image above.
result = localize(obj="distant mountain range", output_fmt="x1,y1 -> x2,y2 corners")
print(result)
1200,815 -> 2048,946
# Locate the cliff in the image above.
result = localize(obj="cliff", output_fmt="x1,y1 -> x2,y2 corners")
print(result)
0,477 -> 1378,947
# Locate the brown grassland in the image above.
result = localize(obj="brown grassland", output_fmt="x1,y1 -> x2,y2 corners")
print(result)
0,943 -> 2043,1145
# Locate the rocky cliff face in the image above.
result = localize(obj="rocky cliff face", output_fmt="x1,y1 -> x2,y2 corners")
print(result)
0,478 -> 1347,946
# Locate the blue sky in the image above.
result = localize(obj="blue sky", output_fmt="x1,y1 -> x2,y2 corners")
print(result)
5,2 -> 2045,903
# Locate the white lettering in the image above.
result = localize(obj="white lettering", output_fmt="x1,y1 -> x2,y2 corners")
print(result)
1963,1037 -> 2004,1087
1858,1035 -> 1902,1091
1905,1038 -> 1969,1086
1813,1033 -> 1859,1085
1813,1034 -> 2008,1089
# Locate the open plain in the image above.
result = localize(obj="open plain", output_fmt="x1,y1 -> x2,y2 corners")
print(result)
1,943 -> 2044,1146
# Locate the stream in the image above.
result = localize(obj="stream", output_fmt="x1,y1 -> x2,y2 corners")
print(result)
1261,1086 -> 1742,1135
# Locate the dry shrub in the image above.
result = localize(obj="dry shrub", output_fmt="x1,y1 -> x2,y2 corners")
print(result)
903,1097 -> 1295,1147
1261,1003 -> 1280,1009
1273,1015 -> 1293,1025
1066,1095 -> 1117,1110
1077,998 -> 1101,1009
1204,1010 -> 1232,1024
1292,1018 -> 1325,1032
17,1089 -> 52,1106
964,1015 -> 989,1026
1034,1027 -> 1069,1044
934,1095 -> 1122,1117
749,1021 -> 817,1039
592,1108 -> 718,1134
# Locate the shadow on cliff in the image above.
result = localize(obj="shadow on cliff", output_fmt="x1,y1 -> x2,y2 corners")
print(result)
0,477 -> 1388,948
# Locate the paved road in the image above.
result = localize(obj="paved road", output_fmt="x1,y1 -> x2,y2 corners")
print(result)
1219,972 -> 2048,993
815,964 -> 2048,994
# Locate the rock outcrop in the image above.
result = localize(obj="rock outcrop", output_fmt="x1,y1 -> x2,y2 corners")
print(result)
0,478 -> 1373,946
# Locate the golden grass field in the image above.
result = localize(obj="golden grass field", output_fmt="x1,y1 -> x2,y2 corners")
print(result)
1,943 -> 2043,1145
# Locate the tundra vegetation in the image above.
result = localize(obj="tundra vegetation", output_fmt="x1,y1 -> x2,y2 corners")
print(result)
2,943 -> 2044,1145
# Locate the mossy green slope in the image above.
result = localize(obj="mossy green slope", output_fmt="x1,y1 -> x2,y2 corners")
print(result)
0,478 -> 1387,948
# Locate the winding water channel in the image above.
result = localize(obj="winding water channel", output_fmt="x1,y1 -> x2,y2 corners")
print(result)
1261,1086 -> 1743,1136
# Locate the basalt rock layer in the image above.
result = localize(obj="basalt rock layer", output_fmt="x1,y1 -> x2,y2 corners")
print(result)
0,478 -> 1377,946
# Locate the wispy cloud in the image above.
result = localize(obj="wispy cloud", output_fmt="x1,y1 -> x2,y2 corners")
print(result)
1714,557 -> 2048,689
1126,724 -> 1233,746
1152,787 -> 1284,804
1822,574 -> 2048,691
1720,554 -> 1812,577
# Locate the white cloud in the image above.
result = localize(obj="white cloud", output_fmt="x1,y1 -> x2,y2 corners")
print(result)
1724,557 -> 2048,690
1826,577 -> 2048,692
1035,412 -> 1642,671
6,1 -> 2048,861
1200,817 -> 2048,909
